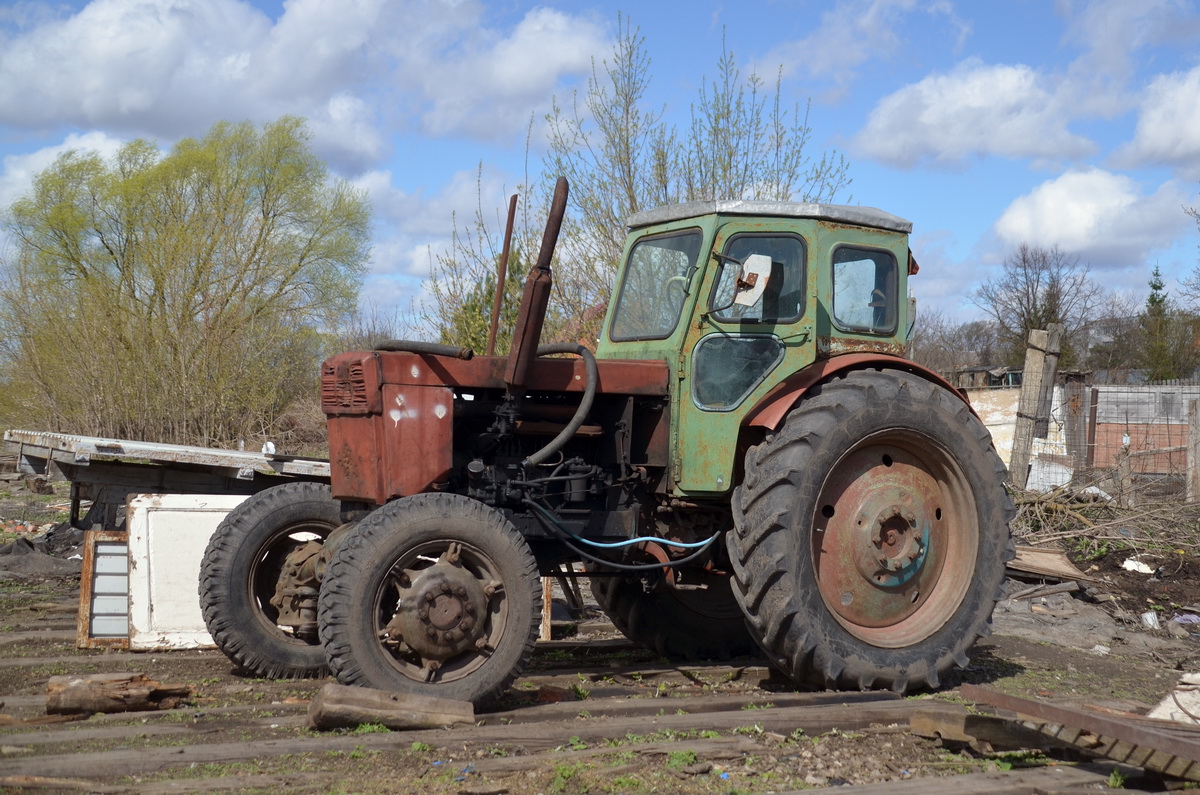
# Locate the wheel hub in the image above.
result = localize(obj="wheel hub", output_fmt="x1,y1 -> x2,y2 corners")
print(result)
815,444 -> 953,634
856,502 -> 929,587
382,551 -> 493,661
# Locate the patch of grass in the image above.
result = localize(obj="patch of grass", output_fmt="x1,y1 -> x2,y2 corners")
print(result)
350,722 -> 390,735
558,735 -> 587,751
549,761 -> 587,793
410,741 -> 433,752
666,749 -> 697,769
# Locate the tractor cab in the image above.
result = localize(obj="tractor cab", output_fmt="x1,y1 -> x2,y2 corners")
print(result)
598,201 -> 915,495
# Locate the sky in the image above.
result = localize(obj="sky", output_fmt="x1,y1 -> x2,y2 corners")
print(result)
1,0 -> 1199,325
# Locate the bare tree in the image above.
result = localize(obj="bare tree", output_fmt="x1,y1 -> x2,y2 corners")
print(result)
907,311 -> 1000,377
541,18 -> 851,343
1082,291 -> 1140,381
971,244 -> 1104,367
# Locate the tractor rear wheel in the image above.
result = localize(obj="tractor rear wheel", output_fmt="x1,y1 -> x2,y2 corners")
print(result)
729,369 -> 1013,692
589,568 -> 757,660
318,493 -> 539,706
199,481 -> 342,678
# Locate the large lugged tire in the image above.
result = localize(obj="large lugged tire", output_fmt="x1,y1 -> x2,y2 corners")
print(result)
318,493 -> 539,706
730,368 -> 1014,692
199,481 -> 342,678
589,568 -> 758,660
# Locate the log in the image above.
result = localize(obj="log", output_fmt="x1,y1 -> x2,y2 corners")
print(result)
306,682 -> 474,731
46,672 -> 193,715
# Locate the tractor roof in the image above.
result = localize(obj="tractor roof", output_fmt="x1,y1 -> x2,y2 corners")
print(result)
627,200 -> 911,234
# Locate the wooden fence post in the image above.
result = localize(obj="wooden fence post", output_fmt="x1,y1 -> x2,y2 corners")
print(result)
1011,325 -> 1063,490
1188,399 -> 1200,504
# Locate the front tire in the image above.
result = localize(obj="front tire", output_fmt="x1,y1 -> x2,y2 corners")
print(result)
318,494 -> 539,706
730,368 -> 1014,692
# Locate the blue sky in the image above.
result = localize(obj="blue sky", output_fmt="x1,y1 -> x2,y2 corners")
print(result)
1,0 -> 1199,324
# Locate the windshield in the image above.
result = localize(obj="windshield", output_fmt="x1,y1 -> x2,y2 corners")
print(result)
609,230 -> 702,341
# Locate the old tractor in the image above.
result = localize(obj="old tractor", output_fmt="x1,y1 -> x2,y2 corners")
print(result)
200,177 -> 1013,705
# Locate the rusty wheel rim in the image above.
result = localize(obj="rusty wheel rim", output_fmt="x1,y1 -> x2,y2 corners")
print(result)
373,540 -> 509,685
812,430 -> 978,648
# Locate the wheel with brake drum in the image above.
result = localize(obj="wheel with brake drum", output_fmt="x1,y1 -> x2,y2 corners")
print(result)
199,481 -> 343,678
318,493 -> 540,706
730,368 -> 1014,692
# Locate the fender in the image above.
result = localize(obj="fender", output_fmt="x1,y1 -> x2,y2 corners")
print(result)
744,353 -> 975,431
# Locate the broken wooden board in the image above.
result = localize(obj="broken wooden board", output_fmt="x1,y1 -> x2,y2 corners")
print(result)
910,707 -> 1077,754
46,673 -> 193,715
1008,545 -> 1095,582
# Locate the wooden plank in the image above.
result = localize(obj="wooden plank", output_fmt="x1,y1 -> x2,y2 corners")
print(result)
482,689 -> 899,725
1007,546 -> 1093,582
468,736 -> 761,774
306,683 -> 473,730
2,698 -> 963,779
766,762 -> 1146,794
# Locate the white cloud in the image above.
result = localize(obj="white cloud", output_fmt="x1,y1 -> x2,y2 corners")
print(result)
756,0 -> 969,98
353,163 -> 521,291
852,59 -> 1095,168
0,0 -> 607,171
1113,66 -> 1200,175
993,169 -> 1191,269
414,7 -> 607,140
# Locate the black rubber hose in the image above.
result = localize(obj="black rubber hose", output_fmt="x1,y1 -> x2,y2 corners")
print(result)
522,342 -> 598,468
374,340 -> 474,360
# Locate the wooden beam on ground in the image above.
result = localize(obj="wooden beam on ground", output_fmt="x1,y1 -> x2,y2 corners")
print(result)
307,683 -> 473,731
766,762 -> 1148,794
2,697 -> 965,780
45,673 -> 193,715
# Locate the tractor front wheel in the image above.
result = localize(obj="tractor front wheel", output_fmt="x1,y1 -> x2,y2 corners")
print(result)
318,493 -> 539,706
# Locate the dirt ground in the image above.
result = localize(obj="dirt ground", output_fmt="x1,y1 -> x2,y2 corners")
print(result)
2,509 -> 1200,792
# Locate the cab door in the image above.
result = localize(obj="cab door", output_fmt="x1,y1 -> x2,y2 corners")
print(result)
672,221 -> 818,495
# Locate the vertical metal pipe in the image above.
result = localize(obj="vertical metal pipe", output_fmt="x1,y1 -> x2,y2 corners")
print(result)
487,193 -> 519,357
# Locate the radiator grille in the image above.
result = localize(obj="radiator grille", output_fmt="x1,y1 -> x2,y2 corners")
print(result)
322,359 -> 370,413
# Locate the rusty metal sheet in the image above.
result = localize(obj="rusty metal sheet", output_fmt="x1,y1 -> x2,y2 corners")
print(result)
380,384 -> 454,499
327,414 -> 384,503
327,385 -> 454,505
373,353 -> 669,396
4,429 -> 330,480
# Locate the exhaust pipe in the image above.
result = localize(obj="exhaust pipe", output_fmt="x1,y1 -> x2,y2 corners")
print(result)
504,176 -> 568,392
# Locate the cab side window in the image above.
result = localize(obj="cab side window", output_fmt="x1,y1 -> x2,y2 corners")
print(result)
831,246 -> 897,334
710,234 -> 806,323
